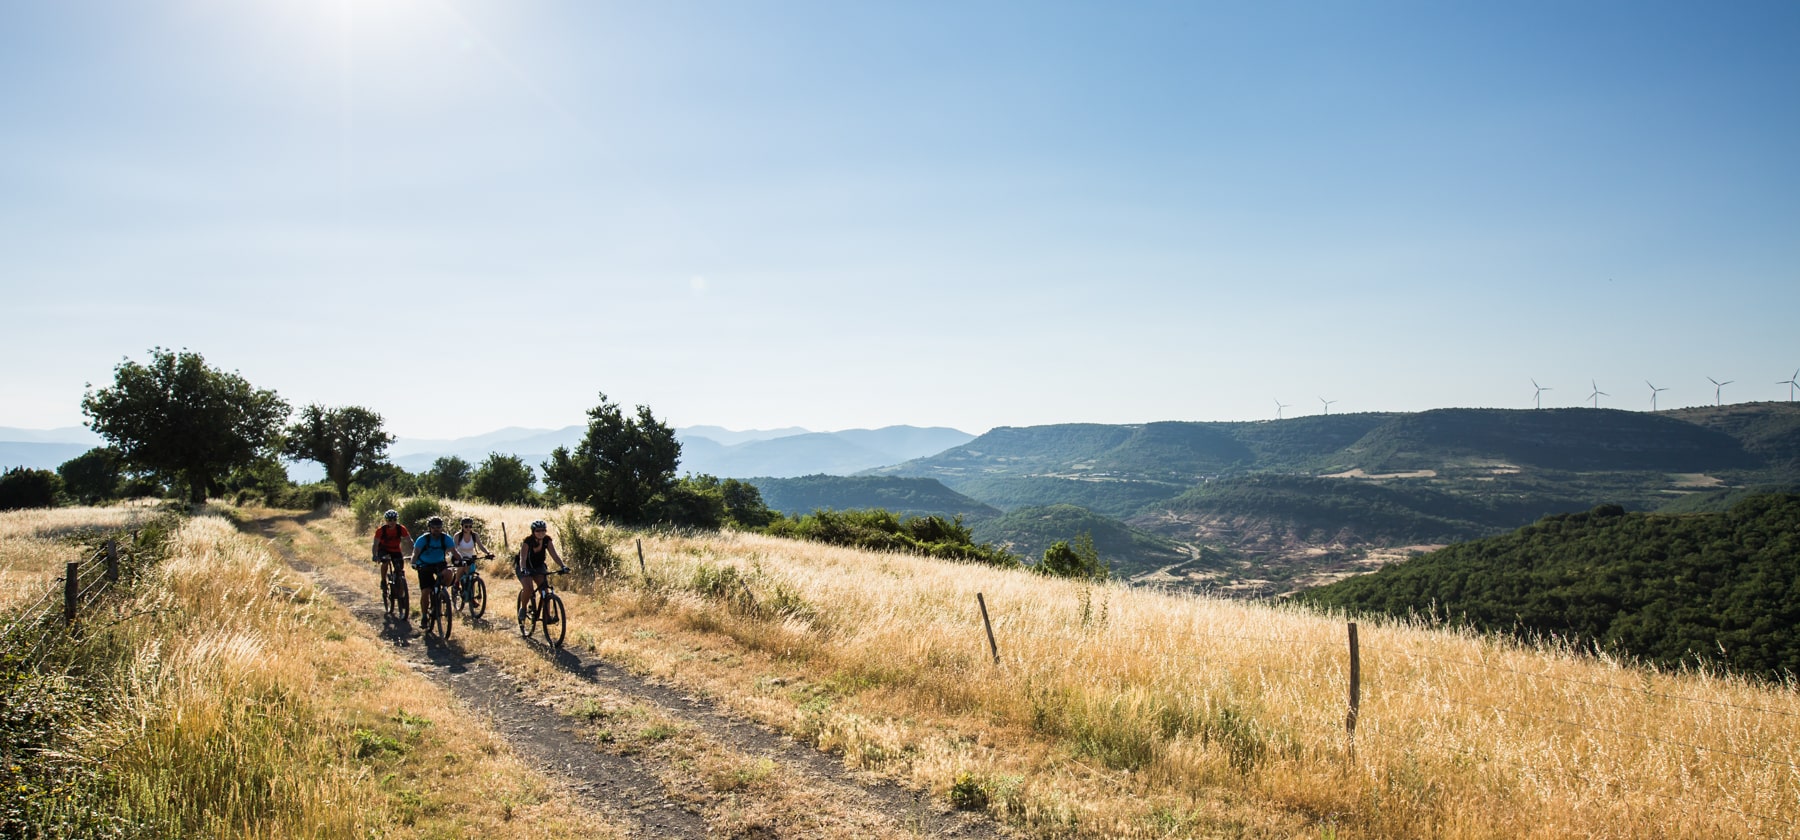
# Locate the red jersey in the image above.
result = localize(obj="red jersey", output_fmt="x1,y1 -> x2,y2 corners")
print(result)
374,523 -> 411,553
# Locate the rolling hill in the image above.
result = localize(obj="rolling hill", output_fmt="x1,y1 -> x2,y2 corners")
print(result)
866,403 -> 1800,595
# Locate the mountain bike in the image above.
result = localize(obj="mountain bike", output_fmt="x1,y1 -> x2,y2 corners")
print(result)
453,553 -> 493,619
378,552 -> 409,619
420,563 -> 454,641
517,568 -> 568,649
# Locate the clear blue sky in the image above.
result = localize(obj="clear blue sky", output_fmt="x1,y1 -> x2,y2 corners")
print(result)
3,1 -> 1796,439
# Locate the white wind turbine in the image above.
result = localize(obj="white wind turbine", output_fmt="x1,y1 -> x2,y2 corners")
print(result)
1274,398 -> 1291,420
1588,380 -> 1608,408
1531,379 -> 1551,409
1319,397 -> 1337,415
1646,380 -> 1667,411
1779,369 -> 1799,402
1706,379 -> 1735,410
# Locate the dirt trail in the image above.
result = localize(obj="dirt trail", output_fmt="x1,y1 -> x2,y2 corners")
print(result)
253,515 -> 1003,839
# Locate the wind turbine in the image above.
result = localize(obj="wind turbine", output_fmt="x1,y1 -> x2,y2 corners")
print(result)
1274,398 -> 1291,420
1531,379 -> 1551,409
1588,380 -> 1608,408
1708,376 -> 1733,406
1646,380 -> 1667,411
1319,397 -> 1337,415
1779,369 -> 1799,402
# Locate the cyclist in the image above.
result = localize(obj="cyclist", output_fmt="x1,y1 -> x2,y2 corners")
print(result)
371,510 -> 412,610
412,516 -> 457,608
448,516 -> 492,588
516,519 -> 568,623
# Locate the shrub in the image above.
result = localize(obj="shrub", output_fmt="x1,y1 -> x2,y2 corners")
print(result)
553,510 -> 617,588
0,467 -> 63,510
350,486 -> 398,530
397,496 -> 444,535
272,482 -> 337,511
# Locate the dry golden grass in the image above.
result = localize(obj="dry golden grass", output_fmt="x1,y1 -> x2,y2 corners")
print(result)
46,512 -> 627,839
338,501 -> 1800,840
0,501 -> 159,611
293,505 -> 971,838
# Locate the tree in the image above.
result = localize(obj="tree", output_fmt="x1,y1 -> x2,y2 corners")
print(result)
542,393 -> 682,524
0,467 -> 62,510
57,447 -> 122,505
424,456 -> 473,498
467,453 -> 536,505
1038,532 -> 1108,581
721,478 -> 777,528
283,404 -> 394,502
82,348 -> 290,504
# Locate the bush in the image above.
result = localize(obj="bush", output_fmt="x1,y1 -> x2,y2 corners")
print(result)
553,510 -> 618,589
350,486 -> 398,531
765,508 -> 1019,568
0,467 -> 63,510
272,482 -> 336,511
397,496 -> 444,535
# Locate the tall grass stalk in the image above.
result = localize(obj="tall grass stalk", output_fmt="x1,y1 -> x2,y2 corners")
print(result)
605,527 -> 1800,839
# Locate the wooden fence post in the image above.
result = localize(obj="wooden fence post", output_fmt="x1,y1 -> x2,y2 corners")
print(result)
105,539 -> 119,582
64,561 -> 79,625
636,539 -> 648,580
1346,621 -> 1361,760
501,522 -> 509,549
977,593 -> 1000,665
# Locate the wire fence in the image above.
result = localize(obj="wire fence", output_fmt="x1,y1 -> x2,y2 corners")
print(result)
968,594 -> 1800,836
1,537 -> 144,672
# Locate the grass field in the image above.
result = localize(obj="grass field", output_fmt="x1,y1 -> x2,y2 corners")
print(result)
429,499 -> 1800,839
10,498 -> 1798,838
3,506 -> 621,839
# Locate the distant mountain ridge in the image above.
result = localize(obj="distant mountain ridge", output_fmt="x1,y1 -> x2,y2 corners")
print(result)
868,403 -> 1800,594
381,424 -> 974,480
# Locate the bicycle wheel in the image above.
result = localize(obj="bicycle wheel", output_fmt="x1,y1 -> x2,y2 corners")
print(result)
394,570 -> 410,618
467,577 -> 487,619
517,596 -> 532,637
539,592 -> 566,648
380,566 -> 395,617
440,588 -> 454,639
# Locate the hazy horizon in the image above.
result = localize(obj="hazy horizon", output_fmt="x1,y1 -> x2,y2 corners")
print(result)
4,1 -> 1796,440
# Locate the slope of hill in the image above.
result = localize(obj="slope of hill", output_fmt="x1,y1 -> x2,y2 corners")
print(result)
1295,493 -> 1800,681
966,503 -> 1189,578
745,475 -> 999,520
1342,407 -> 1760,472
866,404 -> 1800,596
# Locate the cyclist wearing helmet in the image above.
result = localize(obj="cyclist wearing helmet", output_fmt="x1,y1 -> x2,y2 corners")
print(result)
447,516 -> 491,587
412,516 -> 457,595
372,510 -> 413,608
516,519 -> 567,621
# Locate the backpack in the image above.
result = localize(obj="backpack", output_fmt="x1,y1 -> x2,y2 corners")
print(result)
418,532 -> 449,562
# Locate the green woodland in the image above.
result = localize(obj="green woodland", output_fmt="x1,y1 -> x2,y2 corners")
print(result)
1297,494 -> 1800,681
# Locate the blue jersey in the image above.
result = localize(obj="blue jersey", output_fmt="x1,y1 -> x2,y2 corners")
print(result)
413,532 -> 454,566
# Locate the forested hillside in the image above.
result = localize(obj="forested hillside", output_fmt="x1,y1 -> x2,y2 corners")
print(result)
745,475 -> 998,520
967,504 -> 1189,578
1296,493 -> 1800,681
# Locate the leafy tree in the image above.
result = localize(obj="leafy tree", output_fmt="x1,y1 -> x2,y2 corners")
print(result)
1037,532 -> 1108,581
425,456 -> 473,498
57,447 -> 122,505
81,348 -> 289,504
224,455 -> 293,506
0,467 -> 63,510
648,476 -> 727,528
721,478 -> 777,528
468,453 -> 536,505
353,461 -> 418,495
283,404 -> 394,502
542,393 -> 681,524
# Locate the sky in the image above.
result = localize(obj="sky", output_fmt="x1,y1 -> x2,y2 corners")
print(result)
3,0 -> 1797,441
